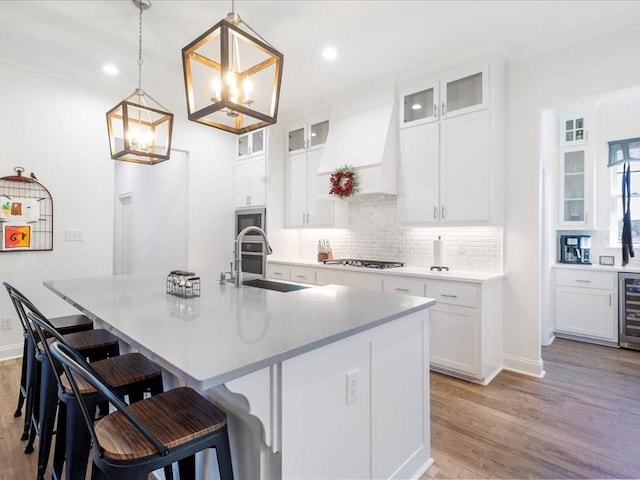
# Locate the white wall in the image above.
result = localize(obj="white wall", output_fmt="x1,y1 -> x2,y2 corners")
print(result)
0,61 -> 236,360
505,21 -> 640,375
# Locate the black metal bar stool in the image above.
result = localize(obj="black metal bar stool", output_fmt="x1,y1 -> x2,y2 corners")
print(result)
28,310 -> 169,480
8,287 -> 120,480
3,281 -> 94,442
51,340 -> 235,480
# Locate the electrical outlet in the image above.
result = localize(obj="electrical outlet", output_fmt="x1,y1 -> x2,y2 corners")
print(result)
346,369 -> 359,404
2,316 -> 13,330
65,230 -> 84,241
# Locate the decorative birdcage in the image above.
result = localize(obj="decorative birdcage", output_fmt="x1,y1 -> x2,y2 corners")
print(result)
0,167 -> 53,252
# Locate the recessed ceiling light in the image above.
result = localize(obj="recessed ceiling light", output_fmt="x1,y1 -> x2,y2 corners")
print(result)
102,64 -> 119,75
322,47 -> 338,60
411,103 -> 422,110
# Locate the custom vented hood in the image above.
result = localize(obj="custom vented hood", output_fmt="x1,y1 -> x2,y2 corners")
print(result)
318,88 -> 397,195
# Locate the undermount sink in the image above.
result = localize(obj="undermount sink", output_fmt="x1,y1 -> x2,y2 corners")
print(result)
243,278 -> 310,293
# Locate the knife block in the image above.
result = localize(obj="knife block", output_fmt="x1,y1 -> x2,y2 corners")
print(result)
317,251 -> 333,262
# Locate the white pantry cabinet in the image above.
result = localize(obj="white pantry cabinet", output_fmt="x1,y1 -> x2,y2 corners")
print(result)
398,110 -> 491,224
235,128 -> 267,208
554,267 -> 617,345
427,278 -> 503,384
235,155 -> 266,208
285,117 -> 339,227
399,62 -> 489,129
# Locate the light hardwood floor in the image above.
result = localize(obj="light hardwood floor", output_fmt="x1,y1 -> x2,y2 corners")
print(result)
2,338 -> 640,479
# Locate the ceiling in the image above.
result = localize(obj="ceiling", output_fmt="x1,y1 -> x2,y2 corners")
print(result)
2,1 -> 640,123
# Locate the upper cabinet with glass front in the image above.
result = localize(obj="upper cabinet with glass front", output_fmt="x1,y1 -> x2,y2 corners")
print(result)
237,128 -> 267,159
559,115 -> 588,148
558,147 -> 595,229
287,118 -> 330,155
399,62 -> 489,129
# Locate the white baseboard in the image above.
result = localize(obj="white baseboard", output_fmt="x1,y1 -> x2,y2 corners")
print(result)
502,353 -> 545,378
0,343 -> 22,362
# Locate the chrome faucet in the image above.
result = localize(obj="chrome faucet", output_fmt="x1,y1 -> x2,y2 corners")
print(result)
234,226 -> 273,287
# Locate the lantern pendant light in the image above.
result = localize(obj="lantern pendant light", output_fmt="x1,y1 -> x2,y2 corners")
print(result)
106,0 -> 174,165
181,0 -> 284,134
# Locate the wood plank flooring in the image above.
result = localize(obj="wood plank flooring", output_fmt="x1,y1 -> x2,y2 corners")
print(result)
2,338 -> 640,479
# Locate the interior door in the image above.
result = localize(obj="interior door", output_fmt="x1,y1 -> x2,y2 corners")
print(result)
114,193 -> 133,275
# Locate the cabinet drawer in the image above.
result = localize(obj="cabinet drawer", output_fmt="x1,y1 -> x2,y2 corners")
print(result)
290,266 -> 317,285
554,269 -> 614,290
267,264 -> 291,281
382,276 -> 425,296
426,280 -> 478,308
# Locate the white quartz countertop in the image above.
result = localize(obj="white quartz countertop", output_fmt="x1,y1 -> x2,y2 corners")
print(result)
269,258 -> 504,283
44,271 -> 434,390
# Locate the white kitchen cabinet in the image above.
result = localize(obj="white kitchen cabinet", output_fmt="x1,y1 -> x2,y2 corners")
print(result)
554,268 -> 617,345
398,110 -> 491,224
285,148 -> 334,227
316,268 -> 383,292
399,62 -> 488,130
558,146 -> 595,229
285,116 -> 342,227
290,265 -> 316,285
426,278 -> 503,384
559,115 -> 588,148
266,263 -> 291,281
237,128 -> 267,159
382,275 -> 425,296
235,154 -> 266,208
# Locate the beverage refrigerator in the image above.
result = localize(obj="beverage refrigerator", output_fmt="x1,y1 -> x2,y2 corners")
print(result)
619,272 -> 640,350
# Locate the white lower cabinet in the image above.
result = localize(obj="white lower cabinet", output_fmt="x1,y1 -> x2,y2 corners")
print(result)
268,261 -> 504,384
426,278 -> 503,384
315,268 -> 383,292
554,268 -> 617,345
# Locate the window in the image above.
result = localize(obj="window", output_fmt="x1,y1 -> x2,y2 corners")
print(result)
611,164 -> 640,245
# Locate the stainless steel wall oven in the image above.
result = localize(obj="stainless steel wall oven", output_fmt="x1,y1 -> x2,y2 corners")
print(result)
235,208 -> 266,276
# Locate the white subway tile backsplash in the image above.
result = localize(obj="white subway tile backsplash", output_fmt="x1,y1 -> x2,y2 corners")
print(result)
297,194 -> 503,273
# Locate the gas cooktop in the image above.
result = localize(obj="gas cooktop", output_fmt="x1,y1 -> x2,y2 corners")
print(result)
323,259 -> 405,269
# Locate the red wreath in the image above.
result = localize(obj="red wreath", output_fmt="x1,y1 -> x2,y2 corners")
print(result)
329,166 -> 358,198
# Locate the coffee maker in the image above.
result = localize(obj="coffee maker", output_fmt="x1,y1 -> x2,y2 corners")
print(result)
559,235 -> 592,264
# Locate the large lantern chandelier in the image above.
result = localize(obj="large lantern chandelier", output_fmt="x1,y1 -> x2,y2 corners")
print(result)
106,0 -> 174,165
181,0 -> 284,134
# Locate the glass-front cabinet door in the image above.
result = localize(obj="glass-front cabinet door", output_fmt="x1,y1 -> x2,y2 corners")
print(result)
399,76 -> 439,129
238,128 -> 267,158
440,63 -> 489,118
287,118 -> 330,153
558,147 -> 594,229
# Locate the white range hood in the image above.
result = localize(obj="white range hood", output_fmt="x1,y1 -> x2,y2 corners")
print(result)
318,91 -> 397,195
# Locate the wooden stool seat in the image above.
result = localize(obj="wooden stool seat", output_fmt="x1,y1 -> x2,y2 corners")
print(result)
96,387 -> 226,460
60,352 -> 162,395
49,314 -> 94,334
56,328 -> 119,356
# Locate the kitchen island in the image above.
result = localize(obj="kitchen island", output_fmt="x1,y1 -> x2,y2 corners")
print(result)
44,271 -> 435,480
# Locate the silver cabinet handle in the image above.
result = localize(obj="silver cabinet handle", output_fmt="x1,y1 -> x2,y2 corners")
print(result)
609,294 -> 612,306
434,103 -> 438,118
575,280 -> 591,283
442,101 -> 446,116
433,205 -> 438,220
273,271 -> 283,276
441,294 -> 458,298
295,275 -> 306,279
307,213 -> 310,223
395,288 -> 410,292
441,206 -> 446,219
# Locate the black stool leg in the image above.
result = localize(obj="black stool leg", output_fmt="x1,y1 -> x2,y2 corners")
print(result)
14,336 -> 28,418
178,455 -> 196,480
216,426 -> 235,480
36,357 -> 59,480
52,400 -> 67,480
65,395 -> 96,480
21,337 -> 37,441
